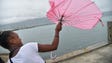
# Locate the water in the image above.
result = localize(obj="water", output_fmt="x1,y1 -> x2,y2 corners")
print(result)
0,13 -> 112,59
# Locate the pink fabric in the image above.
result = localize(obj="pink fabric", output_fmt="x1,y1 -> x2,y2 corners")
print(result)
47,0 -> 102,29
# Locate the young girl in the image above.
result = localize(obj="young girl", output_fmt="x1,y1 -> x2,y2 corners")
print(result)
0,22 -> 62,63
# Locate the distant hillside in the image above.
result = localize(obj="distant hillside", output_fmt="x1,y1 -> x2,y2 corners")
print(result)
0,18 -> 54,31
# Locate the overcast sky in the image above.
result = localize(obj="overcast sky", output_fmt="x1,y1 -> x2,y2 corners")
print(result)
0,0 -> 112,25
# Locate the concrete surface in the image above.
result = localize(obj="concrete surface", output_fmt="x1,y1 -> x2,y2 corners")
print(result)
57,44 -> 112,63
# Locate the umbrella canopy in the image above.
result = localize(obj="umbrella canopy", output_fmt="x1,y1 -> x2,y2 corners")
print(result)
47,0 -> 102,29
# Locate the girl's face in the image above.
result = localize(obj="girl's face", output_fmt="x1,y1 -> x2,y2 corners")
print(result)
8,32 -> 22,46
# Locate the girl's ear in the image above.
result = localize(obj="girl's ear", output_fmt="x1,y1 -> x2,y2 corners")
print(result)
9,39 -> 13,43
8,37 -> 15,44
8,37 -> 13,44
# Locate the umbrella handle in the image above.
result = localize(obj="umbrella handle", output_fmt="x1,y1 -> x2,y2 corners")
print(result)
59,15 -> 64,23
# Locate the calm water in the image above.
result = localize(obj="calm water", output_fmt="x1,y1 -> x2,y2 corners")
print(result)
0,14 -> 112,59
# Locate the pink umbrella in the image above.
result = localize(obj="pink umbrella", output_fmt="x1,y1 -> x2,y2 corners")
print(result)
47,0 -> 102,29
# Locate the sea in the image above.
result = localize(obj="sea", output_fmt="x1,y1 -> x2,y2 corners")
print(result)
0,11 -> 112,59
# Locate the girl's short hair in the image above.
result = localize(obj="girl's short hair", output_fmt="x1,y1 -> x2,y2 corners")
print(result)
0,31 -> 12,49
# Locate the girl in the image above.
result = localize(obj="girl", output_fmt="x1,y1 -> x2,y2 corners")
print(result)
0,22 -> 62,63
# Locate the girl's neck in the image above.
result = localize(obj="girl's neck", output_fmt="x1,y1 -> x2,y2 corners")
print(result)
9,45 -> 22,52
9,45 -> 22,58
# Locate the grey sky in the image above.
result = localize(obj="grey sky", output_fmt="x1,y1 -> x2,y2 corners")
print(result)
0,0 -> 50,24
93,0 -> 112,11
0,0 -> 112,25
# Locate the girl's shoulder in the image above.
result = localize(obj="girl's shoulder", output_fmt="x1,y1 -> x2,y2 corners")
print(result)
21,42 -> 38,52
23,42 -> 38,47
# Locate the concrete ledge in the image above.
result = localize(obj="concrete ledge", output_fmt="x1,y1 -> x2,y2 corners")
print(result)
0,53 -> 9,63
46,42 -> 109,63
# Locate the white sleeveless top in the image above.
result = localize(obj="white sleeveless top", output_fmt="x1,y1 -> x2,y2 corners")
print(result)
7,42 -> 45,63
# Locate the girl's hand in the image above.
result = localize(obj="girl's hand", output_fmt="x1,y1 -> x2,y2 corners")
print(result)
55,22 -> 62,32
